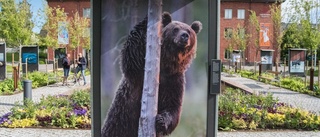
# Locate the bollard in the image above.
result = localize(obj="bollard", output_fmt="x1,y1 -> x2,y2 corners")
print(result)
258,63 -> 262,81
254,61 -> 257,74
235,62 -> 238,73
23,80 -> 32,104
13,67 -> 18,90
239,59 -> 242,71
284,58 -> 286,78
310,68 -> 314,91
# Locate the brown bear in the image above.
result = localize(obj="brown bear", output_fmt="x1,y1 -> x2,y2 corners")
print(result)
101,12 -> 202,137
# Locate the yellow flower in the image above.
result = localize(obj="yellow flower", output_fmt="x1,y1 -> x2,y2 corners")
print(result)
8,118 -> 38,128
248,120 -> 257,130
35,109 -> 52,117
232,118 -> 247,129
256,111 -> 262,117
17,109 -> 25,113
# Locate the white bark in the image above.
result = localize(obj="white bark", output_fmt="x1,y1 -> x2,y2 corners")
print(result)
138,0 -> 162,136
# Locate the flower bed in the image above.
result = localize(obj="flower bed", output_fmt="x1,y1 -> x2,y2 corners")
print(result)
219,88 -> 320,130
0,89 -> 91,129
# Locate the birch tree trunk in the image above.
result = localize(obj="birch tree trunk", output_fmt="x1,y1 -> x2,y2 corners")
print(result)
138,0 -> 162,136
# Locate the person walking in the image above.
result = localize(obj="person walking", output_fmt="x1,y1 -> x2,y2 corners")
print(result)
62,53 -> 71,86
74,53 -> 87,85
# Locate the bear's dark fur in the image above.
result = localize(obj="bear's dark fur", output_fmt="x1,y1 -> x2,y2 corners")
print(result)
101,12 -> 202,137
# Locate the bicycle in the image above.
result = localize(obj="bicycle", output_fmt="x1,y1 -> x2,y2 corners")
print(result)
70,66 -> 85,86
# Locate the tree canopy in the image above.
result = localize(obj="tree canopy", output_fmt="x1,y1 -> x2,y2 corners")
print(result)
68,11 -> 90,50
39,5 -> 67,49
0,0 -> 34,47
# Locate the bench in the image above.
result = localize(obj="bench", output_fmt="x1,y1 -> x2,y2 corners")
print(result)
258,70 -> 282,87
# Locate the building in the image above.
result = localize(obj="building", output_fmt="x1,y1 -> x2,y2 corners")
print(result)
46,0 -> 90,63
220,0 -> 282,65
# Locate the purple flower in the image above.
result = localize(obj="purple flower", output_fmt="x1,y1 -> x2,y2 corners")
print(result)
73,108 -> 87,116
0,112 -> 12,124
253,105 -> 262,110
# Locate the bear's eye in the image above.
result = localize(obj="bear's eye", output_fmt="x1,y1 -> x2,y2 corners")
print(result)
173,28 -> 179,33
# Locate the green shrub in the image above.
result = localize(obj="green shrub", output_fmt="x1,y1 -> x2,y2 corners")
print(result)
0,78 -> 22,95
39,59 -> 45,64
39,52 -> 47,59
25,71 -> 57,88
70,90 -> 90,107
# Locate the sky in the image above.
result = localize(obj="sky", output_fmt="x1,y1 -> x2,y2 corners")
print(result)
28,0 -> 46,34
281,0 -> 320,23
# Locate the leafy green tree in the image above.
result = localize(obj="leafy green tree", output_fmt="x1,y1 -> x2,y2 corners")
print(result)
0,0 -> 34,47
40,5 -> 67,51
288,0 -> 320,67
227,24 -> 250,59
280,23 -> 301,59
68,11 -> 90,67
248,10 -> 260,61
270,1 -> 284,72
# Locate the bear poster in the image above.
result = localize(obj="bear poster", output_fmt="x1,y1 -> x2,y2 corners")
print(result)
98,0 -> 208,136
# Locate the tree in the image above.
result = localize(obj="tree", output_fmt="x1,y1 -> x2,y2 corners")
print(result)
282,0 -> 320,90
289,0 -> 320,67
227,24 -> 250,69
270,1 -> 284,72
280,23 -> 301,59
40,5 -> 67,56
248,10 -> 260,62
138,0 -> 162,136
0,0 -> 34,47
68,11 -> 90,67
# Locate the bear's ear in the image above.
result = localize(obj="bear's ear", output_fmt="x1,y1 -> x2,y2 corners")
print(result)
162,12 -> 172,27
191,21 -> 202,34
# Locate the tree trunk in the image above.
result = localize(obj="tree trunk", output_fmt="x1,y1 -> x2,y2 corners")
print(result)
138,0 -> 162,136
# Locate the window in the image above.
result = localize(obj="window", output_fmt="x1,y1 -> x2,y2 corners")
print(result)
224,50 -> 231,59
83,8 -> 90,18
238,28 -> 245,39
224,28 -> 233,39
225,9 -> 232,19
237,9 -> 245,19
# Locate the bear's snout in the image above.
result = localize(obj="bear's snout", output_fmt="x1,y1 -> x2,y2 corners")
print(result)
180,33 -> 189,42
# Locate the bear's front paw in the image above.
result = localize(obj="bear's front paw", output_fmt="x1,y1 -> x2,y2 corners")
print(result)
156,114 -> 168,134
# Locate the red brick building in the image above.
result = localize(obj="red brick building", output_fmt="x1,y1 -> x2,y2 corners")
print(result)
221,0 -> 281,65
46,0 -> 90,63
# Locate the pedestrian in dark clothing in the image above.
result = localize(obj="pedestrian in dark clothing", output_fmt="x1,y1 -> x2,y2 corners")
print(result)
62,53 -> 71,86
74,53 -> 87,85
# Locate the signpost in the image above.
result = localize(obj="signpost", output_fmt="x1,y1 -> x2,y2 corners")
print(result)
21,46 -> 39,73
289,48 -> 307,76
260,49 -> 274,72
